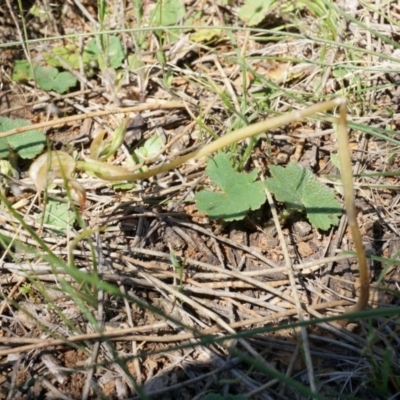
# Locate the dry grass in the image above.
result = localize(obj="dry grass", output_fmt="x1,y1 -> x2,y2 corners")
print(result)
0,0 -> 400,399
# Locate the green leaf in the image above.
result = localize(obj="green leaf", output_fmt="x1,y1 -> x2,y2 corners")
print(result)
238,0 -> 275,26
83,38 -> 100,64
112,182 -> 135,190
128,54 -> 145,73
51,71 -> 77,93
34,65 -> 77,94
265,162 -> 342,230
29,4 -> 43,17
12,61 -> 76,93
106,36 -> 125,69
39,199 -> 75,234
44,44 -> 80,69
150,0 -> 185,26
12,59 -> 32,82
332,67 -> 348,78
34,65 -> 58,91
0,117 -> 45,159
195,152 -> 266,221
191,28 -> 221,43
84,36 -> 125,69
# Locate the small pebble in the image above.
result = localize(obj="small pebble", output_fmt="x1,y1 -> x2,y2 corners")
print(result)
293,220 -> 312,237
276,153 -> 289,164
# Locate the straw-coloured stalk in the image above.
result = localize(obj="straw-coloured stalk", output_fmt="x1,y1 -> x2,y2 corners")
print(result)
336,100 -> 369,323
76,98 -> 344,180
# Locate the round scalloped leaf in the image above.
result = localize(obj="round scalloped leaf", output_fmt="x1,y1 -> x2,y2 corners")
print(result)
0,117 -> 45,159
265,162 -> 342,231
34,65 -> 77,94
51,71 -> 77,94
34,65 -> 58,91
195,152 -> 266,221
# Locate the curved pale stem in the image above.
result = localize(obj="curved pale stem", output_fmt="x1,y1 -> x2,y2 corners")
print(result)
77,98 -> 344,181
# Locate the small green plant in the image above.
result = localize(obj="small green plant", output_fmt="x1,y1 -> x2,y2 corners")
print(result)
32,65 -> 77,93
19,282 -> 34,296
238,0 -> 338,39
265,162 -> 342,230
195,155 -> 342,228
89,117 -> 129,161
11,59 -> 31,82
12,35 -> 125,92
12,61 -> 77,94
133,135 -> 163,163
195,152 -> 266,221
43,36 -> 125,72
0,117 -> 45,159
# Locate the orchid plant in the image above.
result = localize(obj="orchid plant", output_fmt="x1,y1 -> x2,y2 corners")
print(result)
28,98 -> 369,320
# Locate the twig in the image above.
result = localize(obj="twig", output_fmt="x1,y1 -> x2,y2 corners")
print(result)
0,300 -> 352,357
0,102 -> 185,139
265,187 -> 316,392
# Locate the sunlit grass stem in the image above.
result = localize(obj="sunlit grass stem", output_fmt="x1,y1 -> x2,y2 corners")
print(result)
336,101 -> 369,322
77,98 -> 344,180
